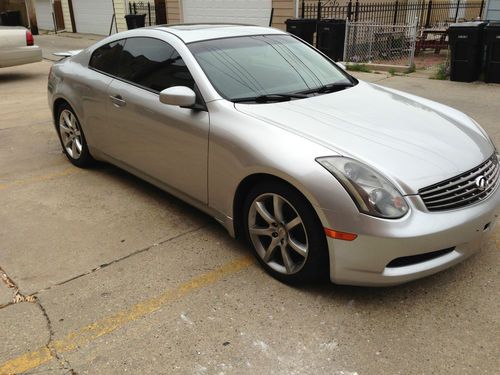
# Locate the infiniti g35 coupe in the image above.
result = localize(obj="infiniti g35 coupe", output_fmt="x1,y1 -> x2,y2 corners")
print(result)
48,24 -> 500,286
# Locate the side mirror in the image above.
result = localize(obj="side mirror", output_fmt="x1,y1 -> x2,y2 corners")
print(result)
336,62 -> 347,71
159,86 -> 196,108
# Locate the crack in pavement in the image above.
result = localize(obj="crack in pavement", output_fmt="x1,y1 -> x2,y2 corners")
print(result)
36,300 -> 78,375
1,225 -> 208,372
0,224 -> 208,310
32,224 -> 209,297
0,266 -> 37,310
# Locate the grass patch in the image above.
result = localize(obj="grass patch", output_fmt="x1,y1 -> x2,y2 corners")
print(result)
431,63 -> 448,80
346,63 -> 372,73
388,68 -> 397,76
405,64 -> 416,74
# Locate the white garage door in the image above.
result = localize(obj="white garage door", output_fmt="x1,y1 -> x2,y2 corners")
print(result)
35,0 -> 54,31
183,0 -> 272,26
72,0 -> 114,35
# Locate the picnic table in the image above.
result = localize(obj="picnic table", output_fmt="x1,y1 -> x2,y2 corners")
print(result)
415,28 -> 448,54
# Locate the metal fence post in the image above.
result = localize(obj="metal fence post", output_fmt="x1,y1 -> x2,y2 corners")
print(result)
355,1 -> 359,21
425,0 -> 432,28
301,0 -> 305,18
343,20 -> 349,62
454,0 -> 461,22
479,0 -> 485,18
393,1 -> 399,25
148,2 -> 152,26
129,2 -> 132,14
347,0 -> 352,21
317,0 -> 322,20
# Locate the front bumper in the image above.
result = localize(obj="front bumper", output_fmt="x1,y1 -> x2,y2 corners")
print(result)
321,185 -> 500,286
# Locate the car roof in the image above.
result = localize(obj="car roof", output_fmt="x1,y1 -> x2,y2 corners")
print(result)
153,24 -> 286,43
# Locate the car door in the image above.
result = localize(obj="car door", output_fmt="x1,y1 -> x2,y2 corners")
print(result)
104,37 -> 209,204
80,39 -> 125,150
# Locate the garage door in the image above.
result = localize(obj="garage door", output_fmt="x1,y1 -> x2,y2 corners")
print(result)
35,0 -> 54,31
183,0 -> 272,26
72,0 -> 114,35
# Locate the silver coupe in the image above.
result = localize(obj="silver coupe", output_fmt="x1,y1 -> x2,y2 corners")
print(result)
48,24 -> 499,286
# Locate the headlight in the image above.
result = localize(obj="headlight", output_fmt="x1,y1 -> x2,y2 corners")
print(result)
316,157 -> 409,219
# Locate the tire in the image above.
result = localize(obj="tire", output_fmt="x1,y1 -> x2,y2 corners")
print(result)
56,103 -> 94,168
243,180 -> 329,284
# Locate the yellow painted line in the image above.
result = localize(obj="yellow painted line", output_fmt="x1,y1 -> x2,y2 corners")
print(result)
0,256 -> 254,374
0,167 -> 79,191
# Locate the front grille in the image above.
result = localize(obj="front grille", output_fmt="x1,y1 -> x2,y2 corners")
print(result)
419,154 -> 499,212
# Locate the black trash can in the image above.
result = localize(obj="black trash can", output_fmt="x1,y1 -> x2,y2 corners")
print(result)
285,19 -> 317,45
125,14 -> 146,30
484,21 -> 500,84
316,19 -> 346,61
1,10 -> 22,26
448,21 -> 486,82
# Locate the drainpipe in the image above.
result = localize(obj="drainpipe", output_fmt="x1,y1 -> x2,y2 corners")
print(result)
294,0 -> 299,18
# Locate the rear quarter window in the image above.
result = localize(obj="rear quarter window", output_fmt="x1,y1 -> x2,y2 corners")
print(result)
89,40 -> 124,76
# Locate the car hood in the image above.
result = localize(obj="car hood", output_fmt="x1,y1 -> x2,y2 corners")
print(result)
235,81 -> 494,194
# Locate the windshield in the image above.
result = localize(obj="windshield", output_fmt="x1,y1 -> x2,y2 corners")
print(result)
188,35 -> 355,102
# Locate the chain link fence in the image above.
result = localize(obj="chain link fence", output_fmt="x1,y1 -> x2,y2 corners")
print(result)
343,21 -> 418,68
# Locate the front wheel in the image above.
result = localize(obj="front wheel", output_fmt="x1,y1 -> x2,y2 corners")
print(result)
243,181 -> 329,284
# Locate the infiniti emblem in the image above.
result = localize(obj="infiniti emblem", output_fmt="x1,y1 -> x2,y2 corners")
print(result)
475,176 -> 488,191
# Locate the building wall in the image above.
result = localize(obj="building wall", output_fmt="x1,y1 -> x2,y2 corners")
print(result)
114,0 -> 128,32
166,0 -> 182,23
1,0 -> 29,27
271,0 -> 296,30
486,0 -> 500,20
60,0 -> 72,31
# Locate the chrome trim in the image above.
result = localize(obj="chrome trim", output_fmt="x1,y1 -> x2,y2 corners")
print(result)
419,154 -> 500,211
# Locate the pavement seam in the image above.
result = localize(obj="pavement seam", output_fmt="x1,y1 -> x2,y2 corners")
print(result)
0,266 -> 37,310
32,224 -> 209,297
0,255 -> 254,374
36,300 -> 78,375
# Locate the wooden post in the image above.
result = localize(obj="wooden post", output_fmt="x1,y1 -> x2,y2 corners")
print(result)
154,0 -> 167,24
425,0 -> 432,28
25,0 -> 39,35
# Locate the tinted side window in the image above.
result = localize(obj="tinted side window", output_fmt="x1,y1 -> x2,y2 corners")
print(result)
89,40 -> 124,76
118,37 -> 195,92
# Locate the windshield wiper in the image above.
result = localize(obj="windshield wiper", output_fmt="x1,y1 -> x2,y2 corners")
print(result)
232,93 -> 308,103
301,82 -> 355,95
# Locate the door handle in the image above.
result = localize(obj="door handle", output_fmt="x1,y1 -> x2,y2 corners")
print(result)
110,94 -> 126,107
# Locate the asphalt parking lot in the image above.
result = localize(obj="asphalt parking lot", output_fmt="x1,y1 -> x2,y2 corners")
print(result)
0,60 -> 499,375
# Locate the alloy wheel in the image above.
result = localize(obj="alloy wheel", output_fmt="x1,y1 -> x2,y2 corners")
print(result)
59,109 -> 83,160
248,193 -> 309,275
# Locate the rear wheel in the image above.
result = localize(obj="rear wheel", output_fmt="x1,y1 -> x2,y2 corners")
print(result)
57,103 -> 94,168
243,181 -> 329,284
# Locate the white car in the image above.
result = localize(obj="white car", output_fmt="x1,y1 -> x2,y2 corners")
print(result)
0,26 -> 42,68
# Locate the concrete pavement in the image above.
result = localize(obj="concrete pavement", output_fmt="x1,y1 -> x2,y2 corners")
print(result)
0,61 -> 499,374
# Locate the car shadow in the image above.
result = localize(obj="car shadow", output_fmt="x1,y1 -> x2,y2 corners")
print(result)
0,71 -> 45,83
87,161 -> 250,256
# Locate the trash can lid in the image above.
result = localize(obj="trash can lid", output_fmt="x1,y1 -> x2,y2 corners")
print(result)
285,18 -> 317,24
486,21 -> 500,29
449,21 -> 487,28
